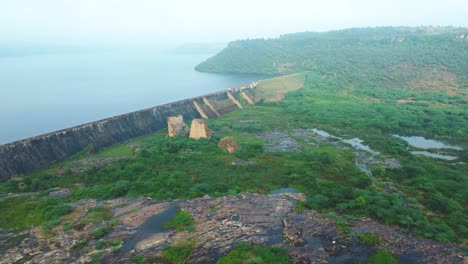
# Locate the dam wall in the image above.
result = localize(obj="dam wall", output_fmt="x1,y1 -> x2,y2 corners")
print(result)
0,89 -> 249,181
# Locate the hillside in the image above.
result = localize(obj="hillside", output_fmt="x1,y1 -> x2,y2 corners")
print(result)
196,27 -> 468,91
0,27 -> 467,263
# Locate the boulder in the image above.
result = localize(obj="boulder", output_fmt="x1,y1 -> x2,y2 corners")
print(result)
167,115 -> 189,137
189,119 -> 213,140
218,137 -> 239,153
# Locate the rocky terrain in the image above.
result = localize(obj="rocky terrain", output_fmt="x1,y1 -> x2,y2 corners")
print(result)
0,192 -> 465,264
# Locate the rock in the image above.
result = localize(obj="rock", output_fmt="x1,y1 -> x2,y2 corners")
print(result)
218,137 -> 239,153
135,233 -> 169,251
116,202 -> 169,228
48,188 -> 71,198
189,119 -> 213,140
167,115 -> 189,137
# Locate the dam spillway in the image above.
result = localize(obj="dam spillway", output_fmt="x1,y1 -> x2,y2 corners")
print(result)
0,85 -> 255,181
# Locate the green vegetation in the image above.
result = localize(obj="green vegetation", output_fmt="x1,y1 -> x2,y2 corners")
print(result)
196,27 -> 468,88
368,249 -> 399,264
252,73 -> 305,102
161,241 -> 194,264
217,242 -> 291,264
91,226 -> 109,239
0,197 -> 71,229
90,251 -> 103,261
357,232 -> 381,246
163,211 -> 195,232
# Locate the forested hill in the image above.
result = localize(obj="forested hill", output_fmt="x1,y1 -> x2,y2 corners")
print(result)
195,27 -> 468,88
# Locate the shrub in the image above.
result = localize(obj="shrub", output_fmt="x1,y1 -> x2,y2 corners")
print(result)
217,242 -> 291,264
91,226 -> 108,238
368,249 -> 399,264
163,211 -> 195,232
357,232 -> 381,245
162,242 -> 194,264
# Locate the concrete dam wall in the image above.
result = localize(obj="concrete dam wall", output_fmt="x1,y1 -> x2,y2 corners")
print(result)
0,88 -> 252,181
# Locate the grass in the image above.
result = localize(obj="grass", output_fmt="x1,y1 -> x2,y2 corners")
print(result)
368,249 -> 399,264
216,242 -> 291,264
357,232 -> 381,246
162,241 -> 194,264
163,211 -> 195,232
91,226 -> 109,239
252,72 -> 306,102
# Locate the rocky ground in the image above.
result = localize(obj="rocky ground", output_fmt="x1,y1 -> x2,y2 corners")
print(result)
0,192 -> 465,264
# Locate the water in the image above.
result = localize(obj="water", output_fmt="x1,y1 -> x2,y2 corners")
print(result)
311,128 -> 334,138
311,128 -> 379,155
269,187 -> 298,194
410,151 -> 458,160
395,135 -> 463,160
395,135 -> 463,150
342,138 -> 379,155
0,47 -> 271,144
119,203 -> 177,255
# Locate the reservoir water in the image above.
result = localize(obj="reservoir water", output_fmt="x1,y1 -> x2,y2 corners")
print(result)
0,47 -> 270,144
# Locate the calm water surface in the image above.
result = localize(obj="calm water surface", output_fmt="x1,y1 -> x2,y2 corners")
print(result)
0,48 -> 270,144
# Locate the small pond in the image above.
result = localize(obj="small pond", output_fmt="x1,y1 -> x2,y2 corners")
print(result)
269,188 -> 298,194
342,138 -> 379,155
395,135 -> 463,150
411,151 -> 458,161
312,129 -> 379,155
119,203 -> 177,255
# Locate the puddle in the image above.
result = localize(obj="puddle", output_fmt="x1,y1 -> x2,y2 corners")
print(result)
312,129 -> 379,155
342,138 -> 379,155
311,128 -> 335,138
119,203 -> 177,255
356,163 -> 372,176
395,135 -> 463,150
410,151 -> 458,160
269,188 -> 298,194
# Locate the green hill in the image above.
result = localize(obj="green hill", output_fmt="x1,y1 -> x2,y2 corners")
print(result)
196,27 -> 468,90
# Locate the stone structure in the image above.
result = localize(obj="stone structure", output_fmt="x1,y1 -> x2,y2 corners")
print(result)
0,87 -> 251,181
167,115 -> 189,137
192,101 -> 209,119
227,91 -> 243,109
203,97 -> 221,117
241,91 -> 255,105
189,119 -> 213,140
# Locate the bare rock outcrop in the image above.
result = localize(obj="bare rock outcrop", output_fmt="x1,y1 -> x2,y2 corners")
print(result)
189,119 -> 213,140
217,137 -> 240,153
167,115 -> 189,137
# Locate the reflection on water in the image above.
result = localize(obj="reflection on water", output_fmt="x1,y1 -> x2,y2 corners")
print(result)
269,188 -> 298,194
395,135 -> 463,160
311,128 -> 334,138
312,128 -> 379,155
395,135 -> 463,150
342,138 -> 379,155
411,151 -> 458,160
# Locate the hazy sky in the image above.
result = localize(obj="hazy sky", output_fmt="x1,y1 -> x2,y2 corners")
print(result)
1,0 -> 467,44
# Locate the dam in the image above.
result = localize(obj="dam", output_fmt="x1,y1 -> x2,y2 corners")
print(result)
0,83 -> 256,181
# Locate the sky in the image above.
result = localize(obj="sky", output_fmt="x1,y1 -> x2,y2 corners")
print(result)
1,0 -> 468,45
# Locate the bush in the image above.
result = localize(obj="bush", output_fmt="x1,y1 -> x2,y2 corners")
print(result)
217,242 -> 291,264
91,226 -> 108,238
357,232 -> 381,245
368,249 -> 399,264
164,211 -> 195,232
162,243 -> 194,264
